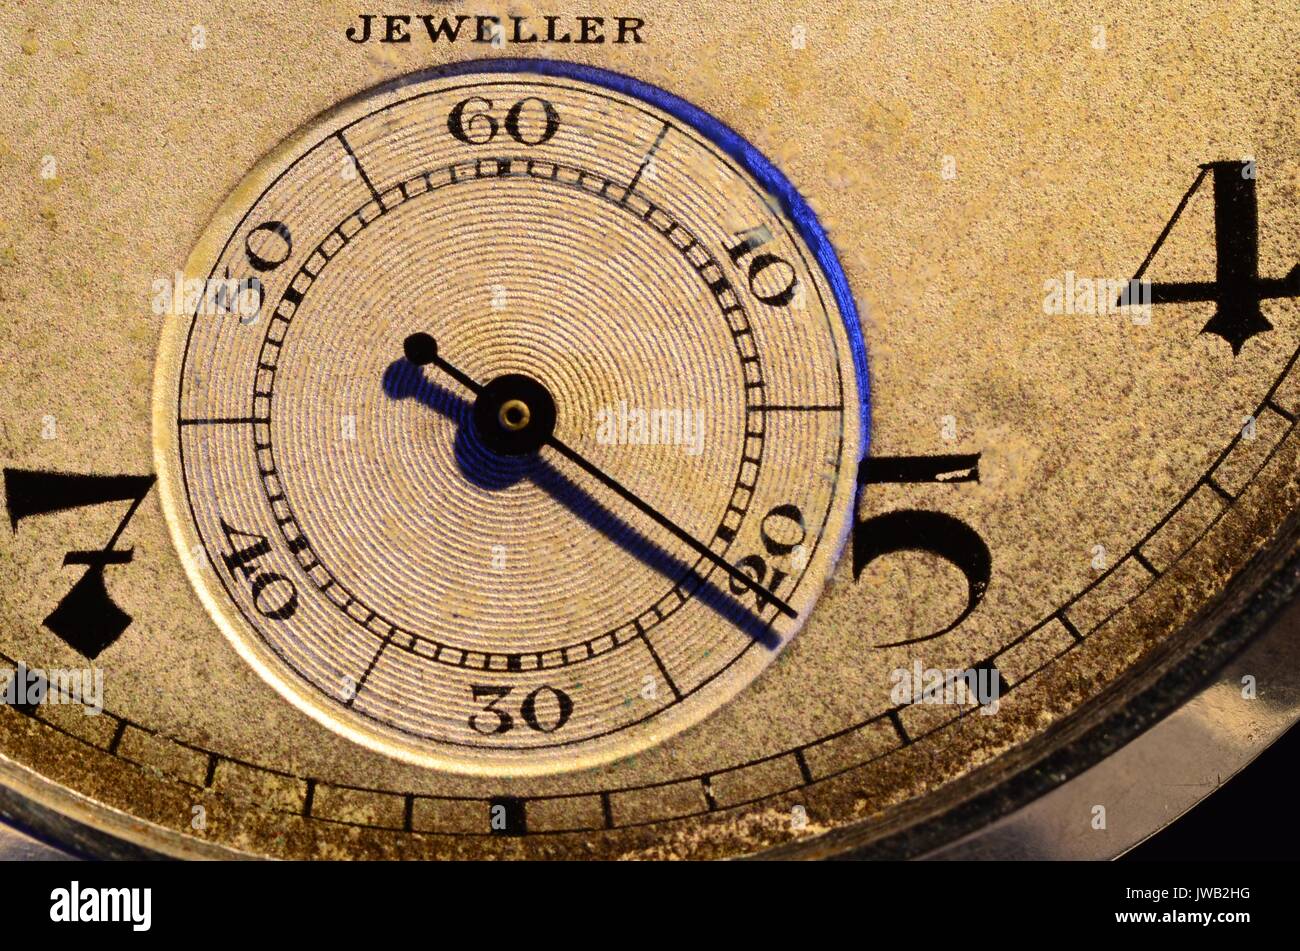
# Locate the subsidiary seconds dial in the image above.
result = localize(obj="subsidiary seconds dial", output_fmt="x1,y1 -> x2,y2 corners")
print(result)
154,61 -> 867,774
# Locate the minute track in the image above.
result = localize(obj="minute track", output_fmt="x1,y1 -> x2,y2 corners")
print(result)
235,151 -> 805,674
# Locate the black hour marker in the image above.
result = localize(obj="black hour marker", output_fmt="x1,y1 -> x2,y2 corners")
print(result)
3,468 -> 156,658
1120,160 -> 1300,355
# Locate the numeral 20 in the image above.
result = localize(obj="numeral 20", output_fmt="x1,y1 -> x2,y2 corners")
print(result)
730,503 -> 806,610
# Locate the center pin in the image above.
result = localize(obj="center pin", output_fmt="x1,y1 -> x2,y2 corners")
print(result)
498,398 -> 531,432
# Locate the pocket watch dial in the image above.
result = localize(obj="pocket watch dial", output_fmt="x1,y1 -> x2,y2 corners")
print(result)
153,63 -> 866,773
0,3 -> 1297,860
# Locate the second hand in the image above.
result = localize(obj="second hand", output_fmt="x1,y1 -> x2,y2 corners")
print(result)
403,332 -> 797,619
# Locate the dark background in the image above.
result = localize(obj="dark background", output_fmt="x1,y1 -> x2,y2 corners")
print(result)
1124,720 -> 1299,860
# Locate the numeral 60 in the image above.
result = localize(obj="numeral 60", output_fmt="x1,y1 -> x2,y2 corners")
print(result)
447,96 -> 560,146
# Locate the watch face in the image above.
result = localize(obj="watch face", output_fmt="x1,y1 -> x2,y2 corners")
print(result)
154,62 -> 865,775
0,3 -> 1298,860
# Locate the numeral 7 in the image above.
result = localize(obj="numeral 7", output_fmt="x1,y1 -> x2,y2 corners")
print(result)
4,468 -> 156,658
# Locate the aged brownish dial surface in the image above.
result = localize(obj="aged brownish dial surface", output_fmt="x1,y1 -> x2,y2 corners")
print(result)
0,1 -> 1297,859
